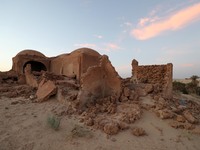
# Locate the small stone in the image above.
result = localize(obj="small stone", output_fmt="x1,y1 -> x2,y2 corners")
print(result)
85,118 -> 94,126
103,122 -> 119,135
176,115 -> 185,123
118,122 -> 129,130
11,101 -> 19,105
29,95 -> 36,100
183,110 -> 197,124
111,138 -> 116,142
131,127 -> 147,136
157,109 -> 174,119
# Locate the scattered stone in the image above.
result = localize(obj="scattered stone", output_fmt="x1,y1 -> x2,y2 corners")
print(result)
111,138 -> 117,142
170,121 -> 195,130
29,95 -> 36,100
11,101 -> 19,105
176,115 -> 186,123
183,110 -> 197,124
192,126 -> 200,135
131,127 -> 147,136
85,118 -> 94,126
118,122 -> 129,130
103,122 -> 119,135
156,109 -> 174,119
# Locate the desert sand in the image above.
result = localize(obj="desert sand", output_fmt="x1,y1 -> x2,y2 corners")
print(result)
1,93 -> 200,150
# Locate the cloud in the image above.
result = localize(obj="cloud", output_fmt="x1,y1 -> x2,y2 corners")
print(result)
138,17 -> 159,27
103,43 -> 122,51
132,2 -> 200,40
74,42 -> 122,52
94,35 -> 103,39
74,43 -> 96,48
124,22 -> 132,27
180,63 -> 194,67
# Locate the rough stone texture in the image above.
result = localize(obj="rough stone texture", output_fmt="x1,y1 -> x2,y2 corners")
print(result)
183,110 -> 197,124
170,121 -> 195,130
131,59 -> 173,99
131,127 -> 147,136
156,109 -> 174,119
0,70 -> 18,84
176,115 -> 186,123
117,103 -> 142,124
103,122 -> 119,135
78,55 -> 121,108
24,64 -> 38,88
36,79 -> 57,102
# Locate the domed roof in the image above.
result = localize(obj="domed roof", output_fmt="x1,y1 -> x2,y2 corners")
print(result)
16,49 -> 46,57
71,48 -> 100,57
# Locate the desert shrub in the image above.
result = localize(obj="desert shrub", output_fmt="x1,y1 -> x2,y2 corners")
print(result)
186,82 -> 197,94
173,81 -> 188,94
47,115 -> 61,130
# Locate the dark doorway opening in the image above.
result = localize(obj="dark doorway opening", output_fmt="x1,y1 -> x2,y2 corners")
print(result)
23,61 -> 47,73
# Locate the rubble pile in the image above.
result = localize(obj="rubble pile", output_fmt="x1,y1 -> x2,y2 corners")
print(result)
78,95 -> 142,135
0,84 -> 36,99
149,95 -> 200,130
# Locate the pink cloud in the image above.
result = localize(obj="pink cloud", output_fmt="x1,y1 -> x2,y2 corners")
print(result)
181,63 -> 194,67
103,43 -> 122,51
132,2 -> 200,40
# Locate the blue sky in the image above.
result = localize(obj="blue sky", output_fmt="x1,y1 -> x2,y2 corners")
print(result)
0,0 -> 200,79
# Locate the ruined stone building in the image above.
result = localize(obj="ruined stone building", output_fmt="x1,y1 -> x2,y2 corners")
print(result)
1,48 -> 173,102
11,48 -> 121,100
12,48 -> 101,81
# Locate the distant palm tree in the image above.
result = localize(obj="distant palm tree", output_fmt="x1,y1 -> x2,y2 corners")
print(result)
190,75 -> 199,85
186,75 -> 200,94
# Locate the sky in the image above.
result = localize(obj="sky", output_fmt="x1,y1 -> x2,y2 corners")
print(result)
0,0 -> 200,79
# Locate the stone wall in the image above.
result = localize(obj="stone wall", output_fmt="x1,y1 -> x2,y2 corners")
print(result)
132,59 -> 173,99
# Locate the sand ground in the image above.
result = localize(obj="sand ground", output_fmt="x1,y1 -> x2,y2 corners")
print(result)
1,95 -> 200,150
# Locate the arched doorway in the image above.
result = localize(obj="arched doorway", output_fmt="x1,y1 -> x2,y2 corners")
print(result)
23,61 -> 47,73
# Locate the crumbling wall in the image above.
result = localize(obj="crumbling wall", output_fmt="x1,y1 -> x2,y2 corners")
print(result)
78,55 -> 121,108
132,59 -> 173,99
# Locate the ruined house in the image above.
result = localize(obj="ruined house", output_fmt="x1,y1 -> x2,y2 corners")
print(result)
3,48 -> 173,103
12,48 -> 101,81
11,48 -> 122,101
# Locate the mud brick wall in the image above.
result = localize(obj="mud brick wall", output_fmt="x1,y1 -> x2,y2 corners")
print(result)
132,59 -> 173,99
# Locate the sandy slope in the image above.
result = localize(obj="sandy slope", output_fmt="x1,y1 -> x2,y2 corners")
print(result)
0,96 -> 200,150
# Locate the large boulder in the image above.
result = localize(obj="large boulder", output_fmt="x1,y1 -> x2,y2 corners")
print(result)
36,79 -> 57,102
